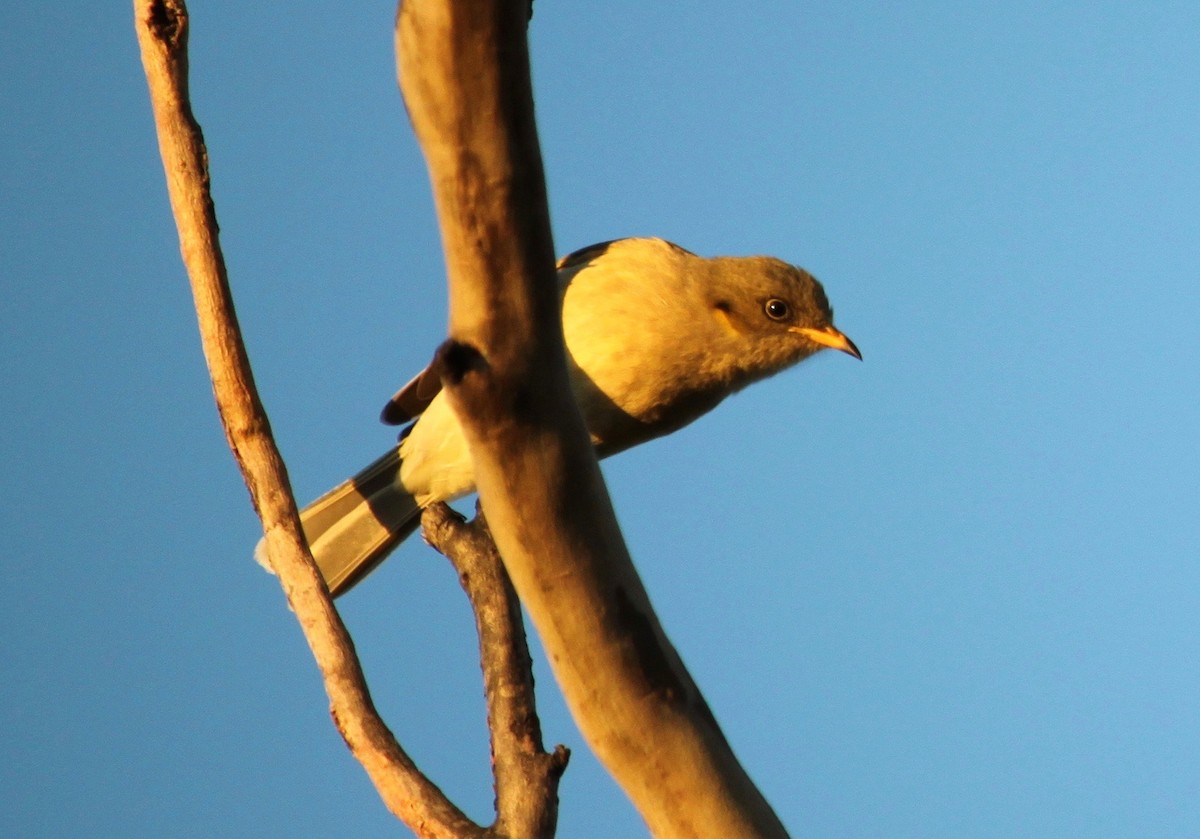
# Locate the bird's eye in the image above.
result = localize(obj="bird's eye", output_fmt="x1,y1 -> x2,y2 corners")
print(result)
764,298 -> 791,321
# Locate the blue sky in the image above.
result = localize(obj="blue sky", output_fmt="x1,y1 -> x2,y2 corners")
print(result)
3,2 -> 1199,837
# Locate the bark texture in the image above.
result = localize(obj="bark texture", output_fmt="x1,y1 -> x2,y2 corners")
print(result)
396,2 -> 788,835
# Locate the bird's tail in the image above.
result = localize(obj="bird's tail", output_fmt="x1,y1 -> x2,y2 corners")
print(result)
255,448 -> 422,596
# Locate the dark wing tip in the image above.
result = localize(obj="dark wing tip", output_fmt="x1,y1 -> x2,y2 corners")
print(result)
379,395 -> 412,425
380,364 -> 443,425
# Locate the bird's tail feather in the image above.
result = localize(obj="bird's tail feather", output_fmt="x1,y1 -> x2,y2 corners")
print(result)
257,448 -> 421,597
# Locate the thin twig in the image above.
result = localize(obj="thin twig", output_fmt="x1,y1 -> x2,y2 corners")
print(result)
423,505 -> 570,838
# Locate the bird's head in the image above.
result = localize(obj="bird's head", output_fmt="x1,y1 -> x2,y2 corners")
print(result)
704,255 -> 861,382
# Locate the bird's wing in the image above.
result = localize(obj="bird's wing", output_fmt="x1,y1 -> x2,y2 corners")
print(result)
381,238 -> 687,426
377,248 -> 596,426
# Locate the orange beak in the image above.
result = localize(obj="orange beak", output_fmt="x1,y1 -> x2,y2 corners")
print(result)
792,325 -> 862,360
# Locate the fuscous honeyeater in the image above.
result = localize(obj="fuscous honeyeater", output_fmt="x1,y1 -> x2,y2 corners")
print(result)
258,237 -> 860,595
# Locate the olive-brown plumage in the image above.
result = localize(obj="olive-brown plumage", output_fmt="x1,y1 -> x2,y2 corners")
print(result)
265,238 -> 859,594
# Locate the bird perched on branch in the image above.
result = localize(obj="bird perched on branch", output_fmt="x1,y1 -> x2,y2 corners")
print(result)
267,237 -> 860,595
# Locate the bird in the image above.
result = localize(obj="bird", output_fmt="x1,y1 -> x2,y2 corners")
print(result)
266,237 -> 860,596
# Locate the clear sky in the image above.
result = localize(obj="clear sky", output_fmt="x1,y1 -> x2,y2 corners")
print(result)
3,2 -> 1199,837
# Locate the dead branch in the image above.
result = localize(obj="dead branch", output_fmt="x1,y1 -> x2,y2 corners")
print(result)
134,2 -> 481,835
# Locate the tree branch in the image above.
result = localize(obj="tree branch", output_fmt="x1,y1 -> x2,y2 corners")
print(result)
395,1 -> 789,836
422,505 -> 569,839
134,2 -> 481,835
